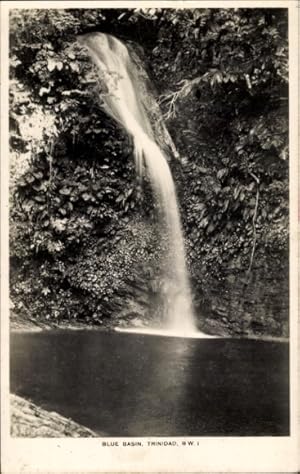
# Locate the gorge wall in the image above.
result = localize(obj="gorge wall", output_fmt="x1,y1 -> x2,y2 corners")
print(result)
9,8 -> 289,337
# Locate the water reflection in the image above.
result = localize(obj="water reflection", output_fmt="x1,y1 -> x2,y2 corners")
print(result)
125,335 -> 196,435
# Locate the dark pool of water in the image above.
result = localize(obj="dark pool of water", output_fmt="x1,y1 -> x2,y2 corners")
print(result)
10,330 -> 289,436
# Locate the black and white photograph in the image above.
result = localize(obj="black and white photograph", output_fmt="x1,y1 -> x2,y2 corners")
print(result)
1,1 -> 299,472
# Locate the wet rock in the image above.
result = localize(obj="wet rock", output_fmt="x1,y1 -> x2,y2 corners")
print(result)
11,394 -> 100,437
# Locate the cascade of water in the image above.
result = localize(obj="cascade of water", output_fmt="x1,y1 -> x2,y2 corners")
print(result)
78,32 -> 196,333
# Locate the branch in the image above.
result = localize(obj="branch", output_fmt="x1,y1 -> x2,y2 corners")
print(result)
46,136 -> 57,218
159,77 -> 202,121
247,172 -> 260,275
134,11 -> 156,21
61,89 -> 90,97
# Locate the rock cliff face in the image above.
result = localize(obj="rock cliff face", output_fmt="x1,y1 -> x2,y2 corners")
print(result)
9,9 -> 289,337
11,395 -> 99,437
165,96 -> 289,338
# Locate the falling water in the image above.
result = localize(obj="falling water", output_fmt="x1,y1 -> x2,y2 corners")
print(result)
79,33 -> 196,333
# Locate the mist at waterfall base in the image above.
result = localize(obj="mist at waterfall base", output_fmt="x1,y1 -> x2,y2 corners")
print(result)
79,32 -> 205,337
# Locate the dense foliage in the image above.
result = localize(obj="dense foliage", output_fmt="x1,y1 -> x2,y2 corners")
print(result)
10,8 -> 288,336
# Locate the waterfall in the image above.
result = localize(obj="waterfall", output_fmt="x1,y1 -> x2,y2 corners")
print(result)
78,32 -> 196,334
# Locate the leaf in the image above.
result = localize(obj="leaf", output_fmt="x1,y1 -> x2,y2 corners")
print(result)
47,59 -> 56,72
70,62 -> 79,73
116,194 -> 124,203
39,86 -> 51,97
223,199 -> 229,212
43,288 -> 51,299
56,61 -> 63,71
25,175 -> 35,184
198,167 -> 209,174
233,186 -> 240,200
23,200 -> 35,212
81,193 -> 91,201
215,72 -> 223,84
207,222 -> 215,234
213,184 -> 221,194
199,216 -> 209,228
33,171 -> 43,179
52,219 -> 67,232
217,169 -> 227,180
194,28 -> 200,39
194,203 -> 205,211
34,195 -> 46,203
32,184 -> 42,192
59,187 -> 72,196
